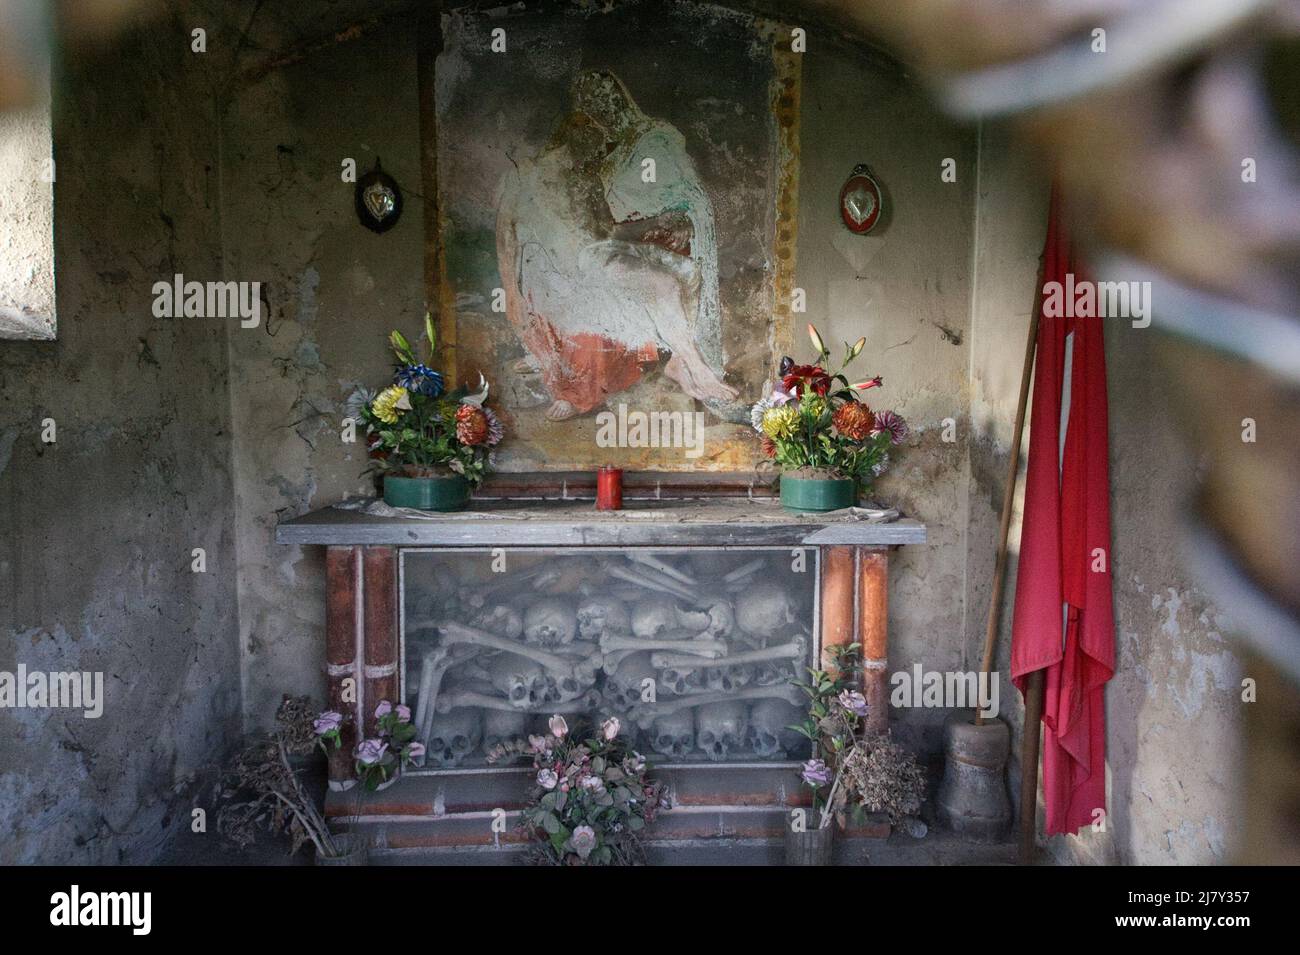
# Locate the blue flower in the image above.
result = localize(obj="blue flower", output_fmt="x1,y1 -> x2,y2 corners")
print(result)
395,364 -> 444,398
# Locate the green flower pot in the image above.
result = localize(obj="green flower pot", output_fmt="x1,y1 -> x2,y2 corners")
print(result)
779,474 -> 856,512
383,474 -> 469,512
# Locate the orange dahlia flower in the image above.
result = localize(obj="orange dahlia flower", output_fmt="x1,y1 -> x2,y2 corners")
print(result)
833,402 -> 875,441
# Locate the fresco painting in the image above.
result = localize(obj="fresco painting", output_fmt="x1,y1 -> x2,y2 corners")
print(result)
435,5 -> 798,470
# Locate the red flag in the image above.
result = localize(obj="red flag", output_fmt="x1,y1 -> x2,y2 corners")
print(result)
1011,190 -> 1115,835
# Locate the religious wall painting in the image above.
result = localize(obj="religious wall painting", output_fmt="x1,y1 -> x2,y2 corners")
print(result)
434,5 -> 800,471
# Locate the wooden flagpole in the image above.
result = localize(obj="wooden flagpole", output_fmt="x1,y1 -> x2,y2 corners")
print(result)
975,247 -> 1047,863
1019,668 -> 1046,863
976,305 -> 1041,706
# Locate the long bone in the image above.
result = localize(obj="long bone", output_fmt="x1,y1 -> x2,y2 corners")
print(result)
606,563 -> 696,603
600,631 -> 725,672
436,687 -> 600,715
637,565 -> 702,603
600,632 -> 727,657
414,644 -> 482,747
651,636 -> 806,670
628,684 -> 803,728
625,552 -> 697,586
438,621 -> 575,674
724,558 -> 766,583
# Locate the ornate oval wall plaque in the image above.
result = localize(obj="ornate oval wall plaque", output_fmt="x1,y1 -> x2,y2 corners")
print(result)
839,163 -> 883,234
356,159 -> 403,233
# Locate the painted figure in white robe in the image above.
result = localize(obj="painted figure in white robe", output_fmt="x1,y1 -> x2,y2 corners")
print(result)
496,69 -> 736,421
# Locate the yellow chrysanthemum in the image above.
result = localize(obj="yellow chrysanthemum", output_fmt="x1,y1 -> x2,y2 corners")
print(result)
372,385 -> 411,424
761,405 -> 799,440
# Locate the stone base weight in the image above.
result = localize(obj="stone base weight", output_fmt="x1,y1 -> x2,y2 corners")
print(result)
937,710 -> 1011,842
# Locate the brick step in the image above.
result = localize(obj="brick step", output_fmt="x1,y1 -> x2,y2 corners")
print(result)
328,764 -> 890,847
326,763 -> 816,817
341,805 -> 888,850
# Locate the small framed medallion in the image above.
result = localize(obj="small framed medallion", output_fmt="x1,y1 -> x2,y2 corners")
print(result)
356,159 -> 403,233
839,163 -> 883,234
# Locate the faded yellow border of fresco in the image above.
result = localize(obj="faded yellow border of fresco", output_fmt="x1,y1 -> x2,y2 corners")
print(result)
765,21 -> 802,368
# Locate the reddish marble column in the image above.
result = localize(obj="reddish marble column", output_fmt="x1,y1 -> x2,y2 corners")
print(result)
362,545 -> 400,737
819,546 -> 857,679
858,549 -> 889,737
324,545 -> 361,789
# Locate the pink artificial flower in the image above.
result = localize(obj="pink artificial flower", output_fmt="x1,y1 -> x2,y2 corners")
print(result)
355,739 -> 388,766
871,409 -> 909,445
771,383 -> 797,405
570,825 -> 597,860
313,711 -> 342,735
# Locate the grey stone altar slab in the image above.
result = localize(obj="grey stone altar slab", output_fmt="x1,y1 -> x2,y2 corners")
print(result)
276,498 -> 927,548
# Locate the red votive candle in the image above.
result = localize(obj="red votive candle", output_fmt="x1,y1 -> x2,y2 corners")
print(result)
596,465 -> 623,511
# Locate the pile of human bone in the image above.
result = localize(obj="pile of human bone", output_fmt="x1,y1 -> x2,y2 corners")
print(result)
404,550 -> 815,767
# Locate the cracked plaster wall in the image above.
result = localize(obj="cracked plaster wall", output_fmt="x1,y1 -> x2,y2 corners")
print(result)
965,125 -> 1243,865
0,8 -> 240,864
221,29 -> 425,727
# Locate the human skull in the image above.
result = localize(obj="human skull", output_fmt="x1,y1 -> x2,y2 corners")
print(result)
523,597 -> 576,648
482,708 -> 528,753
469,603 -> 523,639
425,707 -> 482,767
485,651 -> 547,708
754,661 -> 797,686
650,708 -> 695,759
695,701 -> 749,761
745,698 -> 805,759
604,652 -> 657,709
577,596 -> 630,640
684,593 -> 735,638
658,666 -> 708,697
705,663 -> 755,693
631,595 -> 682,639
735,581 -> 798,641
540,670 -> 592,704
